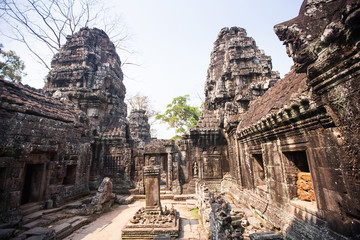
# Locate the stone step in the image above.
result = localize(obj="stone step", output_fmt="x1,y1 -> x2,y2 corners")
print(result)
115,195 -> 134,205
20,202 -> 43,217
54,216 -> 91,239
160,194 -> 174,200
173,194 -> 195,201
18,227 -> 55,240
22,211 -> 44,225
22,220 -> 46,230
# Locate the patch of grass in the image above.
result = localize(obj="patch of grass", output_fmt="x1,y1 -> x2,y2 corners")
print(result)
190,207 -> 201,220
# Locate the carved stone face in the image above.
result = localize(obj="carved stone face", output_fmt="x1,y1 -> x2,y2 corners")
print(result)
274,0 -> 360,72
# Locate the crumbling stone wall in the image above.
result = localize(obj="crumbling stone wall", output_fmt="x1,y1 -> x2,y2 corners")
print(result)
0,80 -> 91,222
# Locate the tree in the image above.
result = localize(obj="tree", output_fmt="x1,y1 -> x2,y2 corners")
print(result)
126,93 -> 158,119
156,95 -> 201,139
0,0 -> 131,70
0,44 -> 26,82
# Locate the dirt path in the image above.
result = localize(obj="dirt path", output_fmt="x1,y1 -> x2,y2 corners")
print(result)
64,200 -> 207,240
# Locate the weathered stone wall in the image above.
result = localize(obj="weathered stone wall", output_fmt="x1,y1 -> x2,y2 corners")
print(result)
142,140 -> 182,193
0,80 -> 91,222
186,0 -> 360,239
181,129 -> 228,193
273,0 -> 360,237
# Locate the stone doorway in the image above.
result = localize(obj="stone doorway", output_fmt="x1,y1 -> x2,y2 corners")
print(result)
21,163 -> 45,204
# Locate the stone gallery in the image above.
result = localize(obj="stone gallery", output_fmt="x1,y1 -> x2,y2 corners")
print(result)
0,0 -> 359,239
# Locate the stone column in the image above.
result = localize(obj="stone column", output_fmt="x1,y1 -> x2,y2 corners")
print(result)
144,165 -> 161,214
167,152 -> 172,189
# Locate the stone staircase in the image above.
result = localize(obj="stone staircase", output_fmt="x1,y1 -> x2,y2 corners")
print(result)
0,194 -> 133,240
20,202 -> 44,217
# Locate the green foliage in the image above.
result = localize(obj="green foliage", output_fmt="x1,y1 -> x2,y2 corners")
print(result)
0,44 -> 26,83
190,207 -> 201,220
156,95 -> 201,139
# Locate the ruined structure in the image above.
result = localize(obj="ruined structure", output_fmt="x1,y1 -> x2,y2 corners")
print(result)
143,140 -> 182,195
180,27 -> 281,193
0,80 -> 92,222
128,109 -> 152,148
0,28 -> 144,224
122,165 -> 180,239
0,1 -> 359,239
188,0 -> 360,239
44,28 -> 134,192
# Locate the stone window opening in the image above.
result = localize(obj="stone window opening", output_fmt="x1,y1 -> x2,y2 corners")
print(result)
283,151 -> 315,203
63,164 -> 77,185
252,154 -> 266,192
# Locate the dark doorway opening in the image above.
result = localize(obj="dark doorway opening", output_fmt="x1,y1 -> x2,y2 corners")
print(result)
63,165 -> 77,185
21,164 -> 44,204
0,167 -> 6,193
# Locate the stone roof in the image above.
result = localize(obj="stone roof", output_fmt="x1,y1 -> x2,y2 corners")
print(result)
238,67 -> 308,129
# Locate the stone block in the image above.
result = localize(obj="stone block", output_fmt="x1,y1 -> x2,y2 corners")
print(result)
51,222 -> 71,234
23,220 -> 44,230
247,217 -> 263,229
249,231 -> 283,239
153,234 -> 171,240
125,195 -> 134,204
21,227 -> 55,239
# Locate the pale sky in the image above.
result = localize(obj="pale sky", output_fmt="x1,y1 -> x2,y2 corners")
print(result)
0,0 -> 304,139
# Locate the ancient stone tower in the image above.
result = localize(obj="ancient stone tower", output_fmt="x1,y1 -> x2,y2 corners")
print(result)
128,109 -> 152,148
44,28 -> 133,190
44,27 -> 128,137
199,27 -> 280,129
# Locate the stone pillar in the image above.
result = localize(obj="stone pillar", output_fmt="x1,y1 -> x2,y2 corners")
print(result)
167,153 -> 172,190
144,166 -> 161,214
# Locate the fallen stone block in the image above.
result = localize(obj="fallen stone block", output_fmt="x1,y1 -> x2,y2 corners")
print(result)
247,217 -> 263,229
124,195 -> 134,204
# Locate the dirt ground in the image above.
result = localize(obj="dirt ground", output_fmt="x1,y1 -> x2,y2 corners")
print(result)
64,199 -> 207,240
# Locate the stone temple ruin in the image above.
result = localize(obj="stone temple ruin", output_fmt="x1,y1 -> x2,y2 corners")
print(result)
0,0 -> 359,239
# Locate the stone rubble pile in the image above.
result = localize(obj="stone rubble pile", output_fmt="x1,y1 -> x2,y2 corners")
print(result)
195,181 -> 282,240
